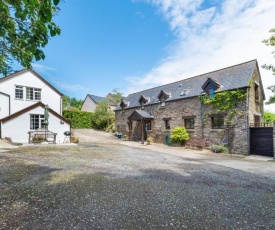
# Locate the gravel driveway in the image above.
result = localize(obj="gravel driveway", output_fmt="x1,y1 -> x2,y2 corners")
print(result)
0,129 -> 274,229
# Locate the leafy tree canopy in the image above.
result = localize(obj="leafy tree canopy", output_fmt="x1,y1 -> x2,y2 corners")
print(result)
107,89 -> 122,105
0,0 -> 61,75
92,99 -> 114,130
262,28 -> 275,104
264,111 -> 275,123
62,95 -> 83,110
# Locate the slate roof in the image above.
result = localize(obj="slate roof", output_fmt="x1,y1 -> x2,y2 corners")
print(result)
87,94 -> 117,106
116,60 -> 260,111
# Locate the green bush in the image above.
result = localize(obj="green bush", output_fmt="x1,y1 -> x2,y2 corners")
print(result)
211,144 -> 228,153
63,110 -> 94,128
170,126 -> 189,145
264,111 -> 275,123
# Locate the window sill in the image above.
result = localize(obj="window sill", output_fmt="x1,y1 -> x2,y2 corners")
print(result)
25,99 -> 41,102
186,129 -> 195,132
14,98 -> 24,100
211,128 -> 224,131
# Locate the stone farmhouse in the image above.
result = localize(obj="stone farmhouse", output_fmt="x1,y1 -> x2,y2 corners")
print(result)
115,60 -> 266,155
81,94 -> 117,112
0,69 -> 70,143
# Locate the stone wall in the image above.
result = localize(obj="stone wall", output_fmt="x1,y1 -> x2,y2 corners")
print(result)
115,96 -> 250,154
273,121 -> 275,158
249,67 -> 265,124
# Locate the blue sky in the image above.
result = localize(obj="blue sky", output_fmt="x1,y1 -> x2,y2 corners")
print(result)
30,0 -> 275,111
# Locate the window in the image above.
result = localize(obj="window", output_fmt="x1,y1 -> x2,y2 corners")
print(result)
145,121 -> 151,130
255,84 -> 259,102
209,89 -> 214,99
185,118 -> 194,129
15,86 -> 23,99
26,87 -> 41,100
211,117 -> 224,129
180,89 -> 187,96
140,102 -> 144,110
30,114 -> 45,130
165,119 -> 170,130
160,98 -> 165,107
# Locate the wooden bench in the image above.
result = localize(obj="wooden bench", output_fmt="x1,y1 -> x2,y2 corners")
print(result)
28,129 -> 57,144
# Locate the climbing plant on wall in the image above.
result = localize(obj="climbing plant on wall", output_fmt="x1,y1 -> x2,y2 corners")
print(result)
199,89 -> 247,123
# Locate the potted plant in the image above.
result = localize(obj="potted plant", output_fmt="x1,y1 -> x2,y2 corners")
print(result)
146,136 -> 153,145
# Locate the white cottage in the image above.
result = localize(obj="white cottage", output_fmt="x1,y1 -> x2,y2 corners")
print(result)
0,69 -> 70,143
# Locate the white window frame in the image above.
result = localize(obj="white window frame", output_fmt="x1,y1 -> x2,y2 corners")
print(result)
15,85 -> 23,99
30,114 -> 45,130
26,87 -> 41,101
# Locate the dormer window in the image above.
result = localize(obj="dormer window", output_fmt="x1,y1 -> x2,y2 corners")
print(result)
160,98 -> 165,107
120,99 -> 128,110
138,95 -> 149,110
209,89 -> 214,99
201,78 -> 220,98
157,90 -> 170,107
140,102 -> 144,110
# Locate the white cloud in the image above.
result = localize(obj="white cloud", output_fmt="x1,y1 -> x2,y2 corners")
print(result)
54,81 -> 89,93
32,63 -> 56,73
127,0 -> 275,112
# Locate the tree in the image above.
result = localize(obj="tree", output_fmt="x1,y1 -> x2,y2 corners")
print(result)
70,97 -> 83,109
264,111 -> 275,123
107,89 -> 122,105
62,95 -> 70,109
92,100 -> 115,130
0,0 -> 61,75
262,28 -> 275,104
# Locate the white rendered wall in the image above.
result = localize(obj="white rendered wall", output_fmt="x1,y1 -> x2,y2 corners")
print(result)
0,71 -> 62,115
0,94 -> 9,119
1,106 -> 70,143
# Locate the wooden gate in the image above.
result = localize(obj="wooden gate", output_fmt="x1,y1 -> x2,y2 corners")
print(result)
250,123 -> 274,157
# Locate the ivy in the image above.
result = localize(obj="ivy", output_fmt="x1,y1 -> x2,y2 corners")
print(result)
199,89 -> 247,123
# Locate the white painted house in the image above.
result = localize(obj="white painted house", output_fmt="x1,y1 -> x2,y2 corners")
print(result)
0,69 -> 70,143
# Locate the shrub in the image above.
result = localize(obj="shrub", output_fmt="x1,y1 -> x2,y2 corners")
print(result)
211,144 -> 228,153
70,135 -> 79,143
32,135 -> 46,142
146,136 -> 153,144
63,110 -> 94,128
105,123 -> 115,132
170,126 -> 189,145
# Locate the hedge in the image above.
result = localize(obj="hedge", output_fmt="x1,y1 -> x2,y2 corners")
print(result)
63,110 -> 94,128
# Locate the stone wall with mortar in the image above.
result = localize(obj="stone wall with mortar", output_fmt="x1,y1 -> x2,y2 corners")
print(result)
248,67 -> 265,124
273,121 -> 275,158
115,95 -> 250,154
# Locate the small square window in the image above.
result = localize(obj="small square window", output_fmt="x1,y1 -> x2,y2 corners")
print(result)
185,118 -> 194,129
211,117 -> 224,129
